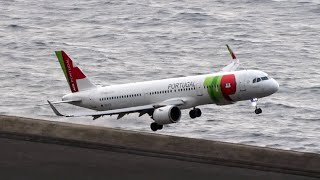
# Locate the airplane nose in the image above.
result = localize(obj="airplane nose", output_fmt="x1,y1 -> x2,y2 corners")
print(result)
270,79 -> 279,93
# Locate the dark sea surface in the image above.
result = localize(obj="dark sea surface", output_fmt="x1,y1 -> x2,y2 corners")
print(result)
1,0 -> 319,153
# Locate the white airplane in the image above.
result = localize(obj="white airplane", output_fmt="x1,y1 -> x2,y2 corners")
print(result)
48,45 -> 279,131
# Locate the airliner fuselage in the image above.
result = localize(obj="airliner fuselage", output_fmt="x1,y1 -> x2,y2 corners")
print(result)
48,47 -> 279,131
63,70 -> 279,112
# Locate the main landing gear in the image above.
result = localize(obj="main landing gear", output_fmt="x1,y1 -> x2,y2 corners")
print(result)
189,108 -> 202,119
150,122 -> 163,132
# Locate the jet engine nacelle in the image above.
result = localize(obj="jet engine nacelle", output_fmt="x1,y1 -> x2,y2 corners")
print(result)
152,105 -> 181,125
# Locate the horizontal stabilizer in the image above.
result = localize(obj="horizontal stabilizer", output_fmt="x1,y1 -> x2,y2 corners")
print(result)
38,99 -> 81,106
47,100 -> 65,116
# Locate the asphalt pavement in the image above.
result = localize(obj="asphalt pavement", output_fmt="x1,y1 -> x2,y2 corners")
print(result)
0,137 -> 318,180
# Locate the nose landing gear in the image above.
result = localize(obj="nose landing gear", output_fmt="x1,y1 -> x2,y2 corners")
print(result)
251,98 -> 262,114
189,108 -> 202,119
255,107 -> 262,114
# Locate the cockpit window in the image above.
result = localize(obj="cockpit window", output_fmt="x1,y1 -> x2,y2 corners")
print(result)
257,78 -> 261,82
253,76 -> 269,83
253,78 -> 256,83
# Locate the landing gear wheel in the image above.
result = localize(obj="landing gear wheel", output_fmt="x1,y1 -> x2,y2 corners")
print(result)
190,108 -> 202,118
195,108 -> 202,117
150,123 -> 163,131
151,122 -> 158,131
189,110 -> 197,119
255,108 -> 262,114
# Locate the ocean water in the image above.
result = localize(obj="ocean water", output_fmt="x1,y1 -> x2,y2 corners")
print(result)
1,0 -> 320,153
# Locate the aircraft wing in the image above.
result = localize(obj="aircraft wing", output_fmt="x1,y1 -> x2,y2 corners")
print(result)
221,45 -> 240,72
47,98 -> 185,120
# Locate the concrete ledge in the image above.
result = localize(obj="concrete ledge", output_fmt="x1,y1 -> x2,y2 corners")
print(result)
0,115 -> 319,177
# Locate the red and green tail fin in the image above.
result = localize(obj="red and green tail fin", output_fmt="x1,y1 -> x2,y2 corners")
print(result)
55,51 -> 96,93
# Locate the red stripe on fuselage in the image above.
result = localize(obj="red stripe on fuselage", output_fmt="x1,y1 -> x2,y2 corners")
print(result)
220,74 -> 236,101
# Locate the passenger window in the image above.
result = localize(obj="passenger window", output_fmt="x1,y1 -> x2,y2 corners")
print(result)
253,78 -> 256,83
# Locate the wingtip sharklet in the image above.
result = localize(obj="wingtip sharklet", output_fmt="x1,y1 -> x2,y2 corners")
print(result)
221,44 -> 240,72
226,44 -> 237,60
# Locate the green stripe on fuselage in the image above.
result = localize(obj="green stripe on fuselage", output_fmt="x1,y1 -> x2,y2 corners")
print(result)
55,51 -> 68,81
204,75 -> 223,103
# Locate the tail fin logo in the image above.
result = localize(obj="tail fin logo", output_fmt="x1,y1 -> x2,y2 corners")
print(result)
56,51 -> 86,93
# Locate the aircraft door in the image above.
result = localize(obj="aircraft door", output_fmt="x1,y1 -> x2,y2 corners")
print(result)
239,71 -> 247,91
196,83 -> 203,96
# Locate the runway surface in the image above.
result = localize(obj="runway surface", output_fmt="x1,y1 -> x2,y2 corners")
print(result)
0,137 -> 318,180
